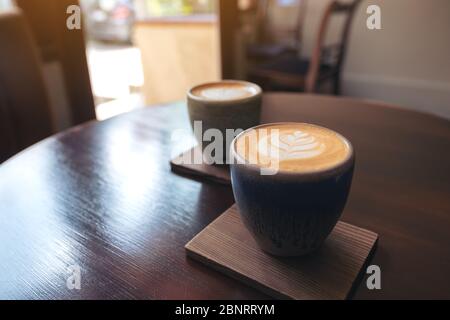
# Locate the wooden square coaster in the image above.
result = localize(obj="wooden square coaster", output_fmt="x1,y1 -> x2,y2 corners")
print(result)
170,147 -> 231,185
186,205 -> 378,300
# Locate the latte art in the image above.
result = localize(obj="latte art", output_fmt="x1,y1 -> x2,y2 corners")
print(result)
191,81 -> 259,101
259,131 -> 326,161
199,87 -> 251,100
234,123 -> 351,173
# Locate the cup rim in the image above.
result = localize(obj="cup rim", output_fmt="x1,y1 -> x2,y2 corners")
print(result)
230,122 -> 355,178
187,80 -> 262,104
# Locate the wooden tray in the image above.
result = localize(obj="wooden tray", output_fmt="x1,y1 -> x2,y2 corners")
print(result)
170,147 -> 231,185
186,205 -> 378,300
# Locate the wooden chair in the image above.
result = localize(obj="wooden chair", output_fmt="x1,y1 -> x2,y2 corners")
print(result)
248,0 -> 361,95
0,10 -> 53,162
246,0 -> 307,62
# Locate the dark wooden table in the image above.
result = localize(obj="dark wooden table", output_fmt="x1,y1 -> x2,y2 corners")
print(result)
1,93 -> 450,299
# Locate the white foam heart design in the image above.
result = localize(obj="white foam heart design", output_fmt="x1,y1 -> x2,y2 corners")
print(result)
259,131 -> 325,161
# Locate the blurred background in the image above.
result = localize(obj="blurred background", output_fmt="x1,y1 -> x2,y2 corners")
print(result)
0,0 -> 449,161
80,0 -> 218,119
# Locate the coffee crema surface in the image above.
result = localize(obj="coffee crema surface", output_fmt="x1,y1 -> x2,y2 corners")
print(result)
234,123 -> 351,172
191,82 -> 258,101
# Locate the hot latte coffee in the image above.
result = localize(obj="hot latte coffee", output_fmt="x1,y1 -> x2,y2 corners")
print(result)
234,123 -> 351,173
187,80 -> 262,164
191,81 -> 260,101
230,122 -> 355,256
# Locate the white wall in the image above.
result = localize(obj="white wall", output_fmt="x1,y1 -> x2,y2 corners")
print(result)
299,0 -> 450,119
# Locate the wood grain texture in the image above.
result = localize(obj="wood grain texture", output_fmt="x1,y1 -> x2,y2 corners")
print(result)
1,93 -> 450,299
186,205 -> 378,300
170,147 -> 231,185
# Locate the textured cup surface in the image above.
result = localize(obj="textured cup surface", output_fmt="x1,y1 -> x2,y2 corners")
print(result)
230,123 -> 355,256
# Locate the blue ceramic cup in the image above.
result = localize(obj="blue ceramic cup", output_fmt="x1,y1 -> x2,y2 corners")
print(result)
230,122 -> 355,256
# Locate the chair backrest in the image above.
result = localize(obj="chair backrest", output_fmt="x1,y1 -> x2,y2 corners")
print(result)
0,88 -> 17,161
305,0 -> 361,92
16,0 -> 96,126
0,10 -> 53,162
255,0 -> 307,51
